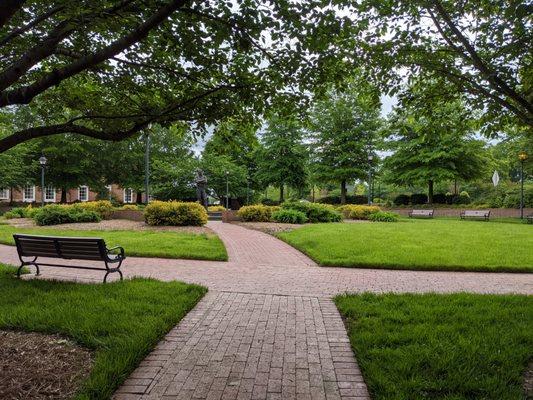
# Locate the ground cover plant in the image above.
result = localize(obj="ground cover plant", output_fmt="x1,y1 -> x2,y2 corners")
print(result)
0,263 -> 206,400
0,225 -> 227,261
335,293 -> 533,400
278,219 -> 533,272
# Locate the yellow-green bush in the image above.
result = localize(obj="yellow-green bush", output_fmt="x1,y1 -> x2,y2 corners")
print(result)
144,201 -> 208,226
208,205 -> 226,212
74,200 -> 114,219
237,205 -> 280,222
337,205 -> 381,220
121,204 -> 138,211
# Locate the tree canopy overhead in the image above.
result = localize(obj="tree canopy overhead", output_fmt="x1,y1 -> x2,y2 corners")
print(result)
0,0 -> 350,152
346,0 -> 532,133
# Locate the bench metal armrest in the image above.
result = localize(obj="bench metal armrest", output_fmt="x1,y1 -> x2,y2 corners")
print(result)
107,246 -> 125,259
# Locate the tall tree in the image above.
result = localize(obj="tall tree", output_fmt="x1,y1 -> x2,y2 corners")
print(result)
308,83 -> 383,204
384,99 -> 488,203
255,116 -> 308,203
0,1 -> 352,152
345,0 -> 532,132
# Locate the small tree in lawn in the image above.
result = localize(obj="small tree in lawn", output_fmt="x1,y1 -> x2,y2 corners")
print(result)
308,83 -> 382,204
384,99 -> 487,204
255,116 -> 308,203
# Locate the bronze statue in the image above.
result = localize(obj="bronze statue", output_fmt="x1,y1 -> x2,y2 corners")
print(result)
195,168 -> 208,209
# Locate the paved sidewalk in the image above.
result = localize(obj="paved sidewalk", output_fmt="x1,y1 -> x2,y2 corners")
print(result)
1,221 -> 532,400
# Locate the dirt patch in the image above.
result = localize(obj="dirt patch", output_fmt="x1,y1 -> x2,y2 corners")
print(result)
231,221 -> 306,235
5,218 -> 214,235
0,330 -> 92,400
524,360 -> 533,398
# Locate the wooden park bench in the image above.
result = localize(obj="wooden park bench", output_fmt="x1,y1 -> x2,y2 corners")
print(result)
460,210 -> 490,221
527,215 -> 533,224
13,234 -> 125,283
408,209 -> 434,218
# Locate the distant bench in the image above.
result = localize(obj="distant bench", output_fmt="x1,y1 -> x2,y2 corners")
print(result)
460,210 -> 490,221
13,234 -> 125,283
527,215 -> 533,224
408,209 -> 434,218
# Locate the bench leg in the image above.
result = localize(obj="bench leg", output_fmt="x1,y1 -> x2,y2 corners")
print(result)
17,257 -> 39,278
103,260 -> 123,283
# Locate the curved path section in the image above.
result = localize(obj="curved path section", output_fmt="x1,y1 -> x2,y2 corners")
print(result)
0,222 -> 532,400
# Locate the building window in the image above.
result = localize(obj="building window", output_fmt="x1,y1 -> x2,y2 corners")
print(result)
44,186 -> 56,202
0,188 -> 9,200
123,188 -> 134,203
78,186 -> 89,202
23,186 -> 35,202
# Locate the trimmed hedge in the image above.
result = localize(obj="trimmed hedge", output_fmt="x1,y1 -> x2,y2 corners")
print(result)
410,193 -> 428,205
34,205 -> 101,226
394,194 -> 410,205
282,202 -> 342,223
368,211 -> 399,222
75,200 -> 114,219
144,201 -> 208,226
317,195 -> 367,205
338,205 -> 381,220
208,205 -> 226,212
237,205 -> 280,222
271,209 -> 308,224
3,205 -> 39,219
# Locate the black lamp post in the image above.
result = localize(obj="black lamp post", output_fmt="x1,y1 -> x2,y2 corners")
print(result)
519,151 -> 528,219
367,154 -> 374,205
225,170 -> 229,209
39,155 -> 47,207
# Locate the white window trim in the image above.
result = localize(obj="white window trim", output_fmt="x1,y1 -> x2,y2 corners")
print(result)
78,185 -> 89,202
44,186 -> 56,202
123,188 -> 134,203
0,188 -> 9,200
23,186 -> 35,202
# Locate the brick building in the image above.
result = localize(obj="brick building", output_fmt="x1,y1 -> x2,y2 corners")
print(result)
0,184 -> 143,205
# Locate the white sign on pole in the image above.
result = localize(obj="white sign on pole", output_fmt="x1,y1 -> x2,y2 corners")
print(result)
492,170 -> 500,187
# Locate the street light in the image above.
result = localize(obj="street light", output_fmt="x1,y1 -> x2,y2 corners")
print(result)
519,151 -> 528,219
367,154 -> 374,205
39,155 -> 47,207
225,170 -> 229,209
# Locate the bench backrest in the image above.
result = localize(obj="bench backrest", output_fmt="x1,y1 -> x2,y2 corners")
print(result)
14,234 -> 107,260
411,210 -> 433,215
463,210 -> 490,217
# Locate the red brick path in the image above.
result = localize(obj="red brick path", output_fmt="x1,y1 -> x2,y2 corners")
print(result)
1,222 -> 532,399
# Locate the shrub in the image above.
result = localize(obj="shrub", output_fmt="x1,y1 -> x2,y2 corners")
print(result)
75,200 -> 114,219
144,201 -> 208,226
282,202 -> 342,223
394,194 -> 410,205
410,193 -> 428,205
34,204 -> 101,226
338,205 -> 380,220
237,205 -> 279,222
208,205 -> 226,212
432,193 -> 447,204
121,204 -> 139,211
368,211 -> 399,222
271,209 -> 308,224
3,205 -> 39,219
260,198 -> 279,206
317,195 -> 367,205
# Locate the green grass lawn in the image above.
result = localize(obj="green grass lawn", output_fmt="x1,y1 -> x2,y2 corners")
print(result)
335,293 -> 533,400
0,224 -> 228,261
0,263 -> 206,399
278,219 -> 533,272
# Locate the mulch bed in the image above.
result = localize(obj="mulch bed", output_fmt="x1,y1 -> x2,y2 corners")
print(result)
0,330 -> 92,400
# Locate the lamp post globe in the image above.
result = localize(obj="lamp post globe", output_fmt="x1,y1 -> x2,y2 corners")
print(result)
518,151 -> 528,219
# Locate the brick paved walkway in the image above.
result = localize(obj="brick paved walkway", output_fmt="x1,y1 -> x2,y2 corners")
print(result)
1,222 -> 532,399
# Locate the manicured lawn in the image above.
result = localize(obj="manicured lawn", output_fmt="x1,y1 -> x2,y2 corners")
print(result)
0,263 -> 206,399
0,224 -> 228,261
278,219 -> 533,272
335,293 -> 533,400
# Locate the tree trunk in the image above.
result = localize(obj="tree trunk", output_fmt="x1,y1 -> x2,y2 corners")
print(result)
279,184 -> 284,203
61,188 -> 67,203
136,191 -> 143,204
428,180 -> 434,204
340,180 -> 347,205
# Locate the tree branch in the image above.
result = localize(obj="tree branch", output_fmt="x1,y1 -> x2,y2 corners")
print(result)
0,0 -> 190,107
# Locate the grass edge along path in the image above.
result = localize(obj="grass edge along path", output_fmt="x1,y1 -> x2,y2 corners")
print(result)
277,219 -> 533,273
0,263 -> 207,400
0,224 -> 228,261
335,292 -> 533,400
